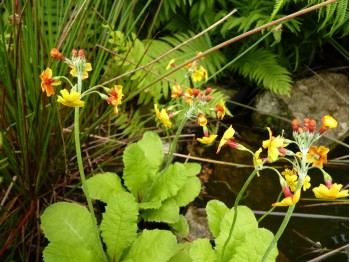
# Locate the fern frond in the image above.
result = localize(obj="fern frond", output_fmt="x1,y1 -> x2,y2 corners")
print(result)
318,0 -> 348,36
231,49 -> 292,95
330,0 -> 348,35
270,0 -> 292,20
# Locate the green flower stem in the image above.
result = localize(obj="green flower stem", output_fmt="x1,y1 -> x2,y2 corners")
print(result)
74,77 -> 107,261
60,76 -> 74,89
164,112 -> 189,169
74,108 -> 96,220
220,169 -> 258,262
262,152 -> 308,261
261,204 -> 295,261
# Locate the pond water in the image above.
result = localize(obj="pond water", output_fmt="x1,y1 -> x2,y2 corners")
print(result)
182,113 -> 349,261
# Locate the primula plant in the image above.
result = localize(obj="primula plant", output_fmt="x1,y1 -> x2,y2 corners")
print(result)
39,48 -> 279,261
39,45 -> 348,261
215,115 -> 348,260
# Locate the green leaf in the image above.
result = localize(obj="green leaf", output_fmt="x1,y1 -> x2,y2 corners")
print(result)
189,238 -> 216,262
40,202 -> 104,260
169,251 -> 193,262
215,206 -> 258,261
123,131 -> 164,199
137,131 -> 164,162
142,198 -> 179,223
138,200 -> 162,210
143,162 -> 188,203
230,228 -> 278,262
86,172 -> 125,204
100,192 -> 139,261
169,242 -> 192,262
169,215 -> 189,237
43,242 -> 94,262
206,200 -> 230,238
124,229 -> 178,262
184,162 -> 202,177
172,176 -> 201,207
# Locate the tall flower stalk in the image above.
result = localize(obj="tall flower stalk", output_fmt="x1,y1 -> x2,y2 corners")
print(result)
40,48 -> 123,261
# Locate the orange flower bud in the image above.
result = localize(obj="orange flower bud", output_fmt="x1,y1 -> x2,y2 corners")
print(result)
205,87 -> 212,95
291,119 -> 299,132
193,89 -> 200,97
50,48 -> 66,61
309,119 -> 317,132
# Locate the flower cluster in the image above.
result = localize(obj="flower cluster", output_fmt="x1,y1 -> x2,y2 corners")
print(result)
216,115 -> 348,206
155,53 -> 229,145
166,51 -> 208,83
154,84 -> 228,145
40,48 -> 124,113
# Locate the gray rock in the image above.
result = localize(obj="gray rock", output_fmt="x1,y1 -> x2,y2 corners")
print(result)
253,72 -> 349,147
184,205 -> 213,241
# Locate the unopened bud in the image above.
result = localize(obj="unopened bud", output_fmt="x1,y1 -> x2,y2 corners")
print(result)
78,49 -> 85,58
50,48 -> 66,61
292,119 -> 299,132
303,118 -> 310,131
325,179 -> 332,189
193,89 -> 200,97
72,49 -> 77,57
309,119 -> 317,132
205,87 -> 212,95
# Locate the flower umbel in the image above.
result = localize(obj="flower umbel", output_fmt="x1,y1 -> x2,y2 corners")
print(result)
69,49 -> 92,80
57,89 -> 85,107
40,68 -> 61,97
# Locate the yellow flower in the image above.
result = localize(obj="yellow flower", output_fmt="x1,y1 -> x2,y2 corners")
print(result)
322,115 -> 338,129
302,176 -> 311,191
154,104 -> 172,128
184,87 -> 194,104
70,63 -> 92,80
313,183 -> 349,199
285,178 -> 298,192
57,89 -> 84,107
253,148 -> 263,176
215,101 -> 226,120
216,125 -> 235,154
272,189 -> 301,207
166,59 -> 176,70
171,84 -> 183,98
262,127 -> 287,162
197,135 -> 218,145
306,146 -> 329,168
199,66 -> 208,81
106,85 -> 124,114
281,169 -> 297,191
197,114 -> 207,127
192,69 -> 203,82
40,68 -> 61,97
